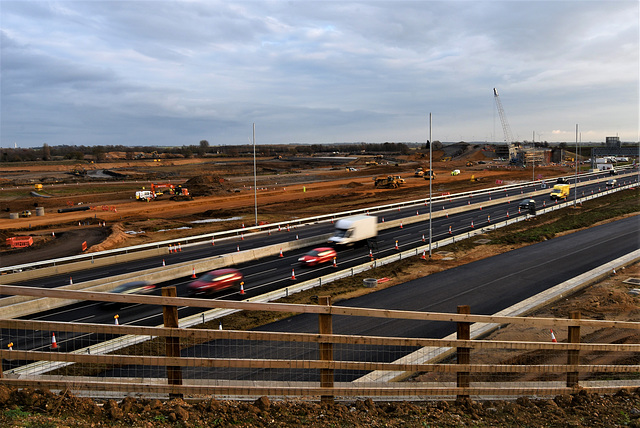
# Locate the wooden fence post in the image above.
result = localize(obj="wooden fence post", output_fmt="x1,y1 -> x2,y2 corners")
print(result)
162,286 -> 183,399
457,305 -> 471,400
567,311 -> 581,388
318,296 -> 334,404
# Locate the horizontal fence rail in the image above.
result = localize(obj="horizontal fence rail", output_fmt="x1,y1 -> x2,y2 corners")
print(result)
1,286 -> 639,402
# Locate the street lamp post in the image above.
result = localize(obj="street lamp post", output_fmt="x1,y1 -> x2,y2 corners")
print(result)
253,123 -> 258,226
428,113 -> 432,258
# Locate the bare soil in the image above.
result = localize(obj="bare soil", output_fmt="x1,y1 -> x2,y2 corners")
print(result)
1,152 -> 639,427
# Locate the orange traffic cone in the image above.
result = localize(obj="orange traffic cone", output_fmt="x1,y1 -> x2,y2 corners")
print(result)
487,215 -> 491,223
400,222 -> 403,229
162,259 -> 165,266
448,226 -> 452,234
241,233 -> 244,240
471,220 -> 474,228
211,237 -> 215,246
237,245 -> 240,252
7,342 -> 13,351
279,248 -> 284,257
291,269 -> 296,280
240,282 -> 245,295
178,243 -> 182,252
421,249 -> 426,260
369,249 -> 374,260
296,234 -> 299,240
416,210 -> 419,216
506,211 -> 510,218
381,217 -> 384,222
550,329 -> 557,343
422,234 -> 425,242
191,267 -> 196,278
114,314 -> 119,325
395,240 -> 399,250
69,276 -> 73,285
333,257 -> 337,268
51,333 -> 58,350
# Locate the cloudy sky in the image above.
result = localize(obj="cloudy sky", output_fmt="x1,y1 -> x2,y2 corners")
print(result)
1,1 -> 638,148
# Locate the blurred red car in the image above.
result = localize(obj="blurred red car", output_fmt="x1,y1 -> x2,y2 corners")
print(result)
187,268 -> 244,296
298,247 -> 337,266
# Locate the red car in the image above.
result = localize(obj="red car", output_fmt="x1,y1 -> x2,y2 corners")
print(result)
187,268 -> 244,296
298,247 -> 337,266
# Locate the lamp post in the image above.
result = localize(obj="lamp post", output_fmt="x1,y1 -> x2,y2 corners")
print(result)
428,113 -> 432,258
574,124 -> 578,207
253,123 -> 258,226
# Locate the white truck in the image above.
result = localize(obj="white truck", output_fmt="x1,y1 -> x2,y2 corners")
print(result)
328,215 -> 378,246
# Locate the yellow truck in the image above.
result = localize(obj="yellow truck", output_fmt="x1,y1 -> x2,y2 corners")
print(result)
550,184 -> 570,200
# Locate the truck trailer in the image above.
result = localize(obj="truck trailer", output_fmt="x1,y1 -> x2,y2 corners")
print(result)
328,215 -> 378,246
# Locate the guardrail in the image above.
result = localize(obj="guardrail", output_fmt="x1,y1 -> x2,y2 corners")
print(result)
1,285 -> 638,401
3,169 -> 632,275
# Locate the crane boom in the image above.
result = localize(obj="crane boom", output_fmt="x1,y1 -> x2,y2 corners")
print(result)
493,88 -> 514,144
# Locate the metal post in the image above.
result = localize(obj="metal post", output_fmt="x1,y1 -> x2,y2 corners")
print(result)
567,311 -> 581,388
318,296 -> 334,404
429,112 -> 433,258
162,286 -> 183,399
574,124 -> 578,207
253,123 -> 258,226
456,305 -> 471,399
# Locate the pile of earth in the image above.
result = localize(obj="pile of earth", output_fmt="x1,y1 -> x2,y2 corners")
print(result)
184,175 -> 235,197
1,386 -> 639,427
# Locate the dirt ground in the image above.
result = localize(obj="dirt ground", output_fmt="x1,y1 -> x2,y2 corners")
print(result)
1,150 -> 639,427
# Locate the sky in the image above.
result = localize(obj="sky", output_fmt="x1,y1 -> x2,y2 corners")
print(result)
1,1 -> 638,148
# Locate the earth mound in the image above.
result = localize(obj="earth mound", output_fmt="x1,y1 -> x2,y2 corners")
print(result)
184,175 -> 234,196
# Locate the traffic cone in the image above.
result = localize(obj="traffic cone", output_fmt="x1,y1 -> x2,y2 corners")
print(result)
479,205 -> 482,210
211,237 -> 215,246
381,217 -> 384,222
69,276 -> 73,285
178,243 -> 182,252
169,245 -> 174,253
421,249 -> 426,260
448,226 -> 452,234
237,245 -> 240,252
518,207 -> 521,214
550,329 -> 557,343
279,248 -> 284,257
191,267 -> 196,278
333,257 -> 337,267
241,233 -> 244,240
471,220 -> 474,228
369,249 -> 374,260
543,201 -> 546,207
291,269 -> 296,280
296,234 -> 299,240
51,333 -> 58,350
422,234 -> 425,242
242,223 -> 245,229
287,225 -> 290,232
240,282 -> 245,295
114,314 -> 119,325
416,210 -> 419,216
400,222 -> 403,229
487,215 -> 491,223
52,231 -> 55,237
278,225 -> 282,232
506,211 -> 510,218
162,259 -> 165,266
7,342 -> 13,351
395,240 -> 399,250
612,268 -> 617,275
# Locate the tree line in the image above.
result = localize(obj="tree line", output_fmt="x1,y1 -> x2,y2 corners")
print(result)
1,141 -> 415,163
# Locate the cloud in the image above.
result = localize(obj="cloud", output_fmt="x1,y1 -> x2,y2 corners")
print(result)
1,1 -> 638,147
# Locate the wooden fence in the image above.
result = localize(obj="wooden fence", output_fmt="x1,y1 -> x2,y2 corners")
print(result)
1,284 -> 639,402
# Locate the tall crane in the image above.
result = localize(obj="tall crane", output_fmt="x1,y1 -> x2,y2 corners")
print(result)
493,88 -> 514,144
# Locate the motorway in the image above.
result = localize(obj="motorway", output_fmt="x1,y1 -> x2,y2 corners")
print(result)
1,170 -> 638,375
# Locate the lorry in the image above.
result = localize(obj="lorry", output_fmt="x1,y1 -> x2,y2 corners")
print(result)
327,215 -> 377,246
550,184 -> 570,200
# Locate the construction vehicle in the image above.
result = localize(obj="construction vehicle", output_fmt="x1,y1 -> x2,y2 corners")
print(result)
451,169 -> 461,176
423,170 -> 436,180
440,156 -> 452,162
466,161 -> 474,167
414,168 -> 424,177
550,184 -> 570,200
373,176 -> 401,188
393,175 -> 406,184
136,183 -> 191,201
328,215 -> 378,246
